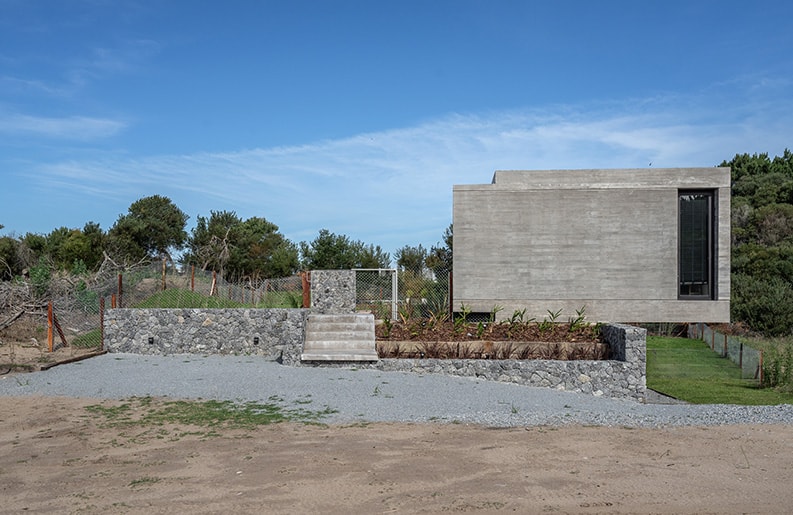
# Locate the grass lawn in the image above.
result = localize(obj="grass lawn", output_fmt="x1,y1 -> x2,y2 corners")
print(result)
646,336 -> 793,405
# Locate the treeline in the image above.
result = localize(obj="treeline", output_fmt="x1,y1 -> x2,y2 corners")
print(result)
724,149 -> 793,336
0,195 -> 453,283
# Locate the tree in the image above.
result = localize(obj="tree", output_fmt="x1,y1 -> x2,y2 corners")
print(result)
107,195 -> 188,260
184,210 -> 242,272
395,244 -> 427,272
426,223 -> 453,278
722,150 -> 793,334
227,216 -> 299,279
0,235 -> 22,280
184,211 -> 298,279
299,229 -> 390,270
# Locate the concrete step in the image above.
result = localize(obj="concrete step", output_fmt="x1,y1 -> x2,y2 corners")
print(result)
301,313 -> 378,362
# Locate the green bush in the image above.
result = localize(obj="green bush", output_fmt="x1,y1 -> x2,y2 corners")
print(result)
732,274 -> 793,336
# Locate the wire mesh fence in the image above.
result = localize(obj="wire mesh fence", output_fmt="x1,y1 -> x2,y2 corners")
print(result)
107,261 -> 304,309
1,260 -> 305,365
354,265 -> 451,321
688,323 -> 762,380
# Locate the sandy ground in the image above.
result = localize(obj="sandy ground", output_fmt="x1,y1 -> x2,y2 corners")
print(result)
1,396 -> 792,514
0,339 -> 100,374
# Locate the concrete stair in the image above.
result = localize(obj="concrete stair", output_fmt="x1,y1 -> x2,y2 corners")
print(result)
301,313 -> 379,362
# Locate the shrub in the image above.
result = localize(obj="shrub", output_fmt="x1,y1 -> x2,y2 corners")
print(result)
732,274 -> 793,336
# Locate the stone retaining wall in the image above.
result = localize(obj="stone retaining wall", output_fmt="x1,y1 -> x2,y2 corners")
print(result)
103,308 -> 307,364
104,305 -> 646,399
314,324 -> 647,400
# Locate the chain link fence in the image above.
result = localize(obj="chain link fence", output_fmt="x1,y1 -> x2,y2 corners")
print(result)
1,260 -> 304,366
688,323 -> 762,380
108,261 -> 303,309
355,265 -> 451,321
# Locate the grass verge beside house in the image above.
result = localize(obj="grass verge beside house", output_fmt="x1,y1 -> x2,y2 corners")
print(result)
647,336 -> 793,405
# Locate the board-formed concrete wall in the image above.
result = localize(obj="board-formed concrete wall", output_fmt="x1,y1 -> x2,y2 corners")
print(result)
453,168 -> 730,323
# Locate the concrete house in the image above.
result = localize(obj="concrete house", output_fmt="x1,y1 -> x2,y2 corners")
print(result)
452,168 -> 730,323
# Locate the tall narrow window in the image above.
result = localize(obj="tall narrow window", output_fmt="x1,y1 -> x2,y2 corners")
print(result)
679,190 -> 716,299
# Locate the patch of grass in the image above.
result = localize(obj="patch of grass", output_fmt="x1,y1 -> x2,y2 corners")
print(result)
85,396 -> 337,435
71,328 -> 102,348
133,287 -> 303,309
134,289 -> 248,309
646,336 -> 793,405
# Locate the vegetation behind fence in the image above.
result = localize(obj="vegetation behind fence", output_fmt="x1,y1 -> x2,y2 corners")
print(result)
355,265 -> 450,322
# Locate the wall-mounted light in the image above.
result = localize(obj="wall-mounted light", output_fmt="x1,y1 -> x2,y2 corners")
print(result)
148,337 -> 154,345
253,336 -> 260,345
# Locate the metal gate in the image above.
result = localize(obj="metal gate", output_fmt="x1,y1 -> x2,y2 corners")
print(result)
354,268 -> 398,320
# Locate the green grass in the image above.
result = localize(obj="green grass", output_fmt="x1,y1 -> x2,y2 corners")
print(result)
85,396 -> 337,435
134,288 -> 249,308
132,288 -> 302,309
71,328 -> 102,348
647,336 -> 793,405
739,336 -> 793,391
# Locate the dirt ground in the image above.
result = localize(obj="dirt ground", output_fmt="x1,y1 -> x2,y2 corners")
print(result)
0,340 -> 101,374
1,396 -> 792,514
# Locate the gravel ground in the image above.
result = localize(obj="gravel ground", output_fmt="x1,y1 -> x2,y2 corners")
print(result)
2,353 -> 792,427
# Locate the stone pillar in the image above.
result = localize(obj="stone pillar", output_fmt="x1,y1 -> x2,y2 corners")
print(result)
310,270 -> 356,314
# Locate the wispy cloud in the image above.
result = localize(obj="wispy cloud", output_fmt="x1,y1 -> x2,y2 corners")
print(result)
24,80 -> 793,250
0,113 -> 126,140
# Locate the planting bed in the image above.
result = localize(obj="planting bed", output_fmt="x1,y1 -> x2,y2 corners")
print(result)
375,318 -> 607,360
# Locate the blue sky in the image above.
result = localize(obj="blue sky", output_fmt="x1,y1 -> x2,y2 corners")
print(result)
1,0 -> 792,260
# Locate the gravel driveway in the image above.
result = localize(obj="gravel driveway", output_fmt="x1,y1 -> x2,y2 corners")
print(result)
2,353 -> 792,427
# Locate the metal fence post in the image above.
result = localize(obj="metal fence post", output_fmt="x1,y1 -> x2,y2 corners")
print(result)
392,269 -> 398,321
99,297 -> 105,351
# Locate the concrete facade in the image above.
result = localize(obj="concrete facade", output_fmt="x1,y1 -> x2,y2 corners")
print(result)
453,168 -> 731,323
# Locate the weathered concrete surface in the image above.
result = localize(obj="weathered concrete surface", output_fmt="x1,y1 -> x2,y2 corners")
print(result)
301,313 -> 378,361
453,168 -> 730,323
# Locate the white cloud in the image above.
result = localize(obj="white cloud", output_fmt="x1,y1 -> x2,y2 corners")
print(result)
26,86 -> 793,252
0,113 -> 126,140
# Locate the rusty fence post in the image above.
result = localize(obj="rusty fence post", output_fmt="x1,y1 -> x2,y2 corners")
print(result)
118,273 -> 123,308
47,302 -> 53,353
301,272 -> 311,308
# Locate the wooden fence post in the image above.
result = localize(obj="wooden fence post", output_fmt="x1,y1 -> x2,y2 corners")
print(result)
301,272 -> 311,308
161,257 -> 167,291
47,302 -> 53,353
118,273 -> 123,308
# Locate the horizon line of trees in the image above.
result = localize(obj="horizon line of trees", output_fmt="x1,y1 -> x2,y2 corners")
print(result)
3,149 -> 793,336
0,195 -> 453,283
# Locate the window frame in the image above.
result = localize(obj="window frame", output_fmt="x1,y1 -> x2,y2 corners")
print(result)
678,189 -> 717,300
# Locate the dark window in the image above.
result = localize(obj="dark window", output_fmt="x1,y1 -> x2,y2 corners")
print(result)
679,190 -> 716,299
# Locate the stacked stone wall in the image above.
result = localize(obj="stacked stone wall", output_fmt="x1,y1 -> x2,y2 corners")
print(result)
309,270 -> 356,313
313,324 -> 647,400
104,308 -> 307,363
